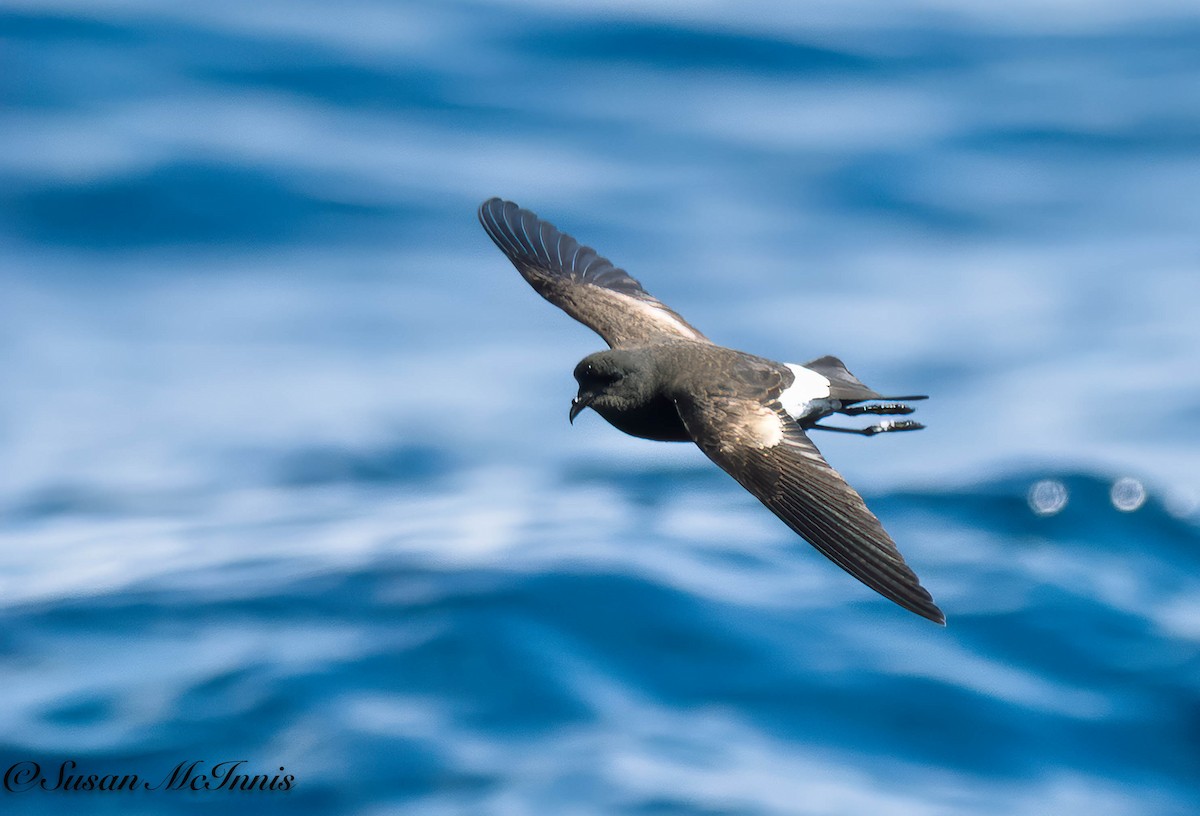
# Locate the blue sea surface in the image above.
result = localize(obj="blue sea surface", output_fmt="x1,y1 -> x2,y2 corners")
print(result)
2,1 -> 1200,813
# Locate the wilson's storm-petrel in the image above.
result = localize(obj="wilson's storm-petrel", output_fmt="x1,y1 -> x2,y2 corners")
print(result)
479,198 -> 943,624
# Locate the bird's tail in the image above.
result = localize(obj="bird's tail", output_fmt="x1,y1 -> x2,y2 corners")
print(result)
801,355 -> 927,403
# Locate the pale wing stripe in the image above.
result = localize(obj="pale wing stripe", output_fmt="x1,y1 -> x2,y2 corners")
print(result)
478,198 -> 711,348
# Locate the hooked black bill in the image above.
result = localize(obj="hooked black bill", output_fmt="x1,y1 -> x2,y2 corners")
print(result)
569,394 -> 593,424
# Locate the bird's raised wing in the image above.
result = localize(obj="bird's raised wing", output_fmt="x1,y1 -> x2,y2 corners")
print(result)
479,198 -> 709,348
674,391 -> 944,623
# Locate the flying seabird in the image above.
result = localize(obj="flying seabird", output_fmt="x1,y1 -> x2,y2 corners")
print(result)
478,198 -> 943,624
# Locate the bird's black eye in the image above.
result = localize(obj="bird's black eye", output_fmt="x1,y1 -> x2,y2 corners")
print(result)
576,360 -> 619,385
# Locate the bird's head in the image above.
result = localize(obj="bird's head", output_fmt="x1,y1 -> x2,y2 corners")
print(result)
569,350 -> 652,424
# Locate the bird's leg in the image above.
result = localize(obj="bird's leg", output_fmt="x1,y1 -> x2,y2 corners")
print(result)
810,420 -> 925,436
839,402 -> 917,416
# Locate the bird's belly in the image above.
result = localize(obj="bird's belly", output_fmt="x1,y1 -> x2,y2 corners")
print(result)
595,398 -> 691,442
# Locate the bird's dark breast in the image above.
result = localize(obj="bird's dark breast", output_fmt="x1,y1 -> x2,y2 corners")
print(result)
594,396 -> 692,442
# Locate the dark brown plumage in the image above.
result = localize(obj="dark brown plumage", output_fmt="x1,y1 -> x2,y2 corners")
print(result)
479,197 -> 943,624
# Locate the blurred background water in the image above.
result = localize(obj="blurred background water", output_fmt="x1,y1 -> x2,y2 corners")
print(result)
2,1 -> 1199,813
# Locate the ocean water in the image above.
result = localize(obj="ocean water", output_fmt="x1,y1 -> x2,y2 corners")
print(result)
2,1 -> 1200,813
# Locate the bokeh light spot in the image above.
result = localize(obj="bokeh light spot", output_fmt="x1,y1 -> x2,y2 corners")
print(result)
1110,477 -> 1147,512
1028,479 -> 1068,517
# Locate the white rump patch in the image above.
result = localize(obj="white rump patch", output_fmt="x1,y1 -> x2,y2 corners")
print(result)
780,364 -> 833,420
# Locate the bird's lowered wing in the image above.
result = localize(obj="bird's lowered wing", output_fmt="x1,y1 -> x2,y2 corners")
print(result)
479,198 -> 709,348
674,391 -> 944,623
